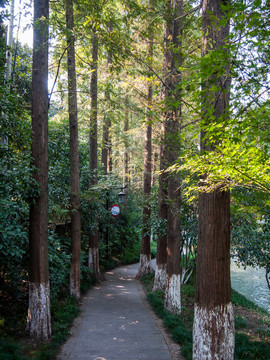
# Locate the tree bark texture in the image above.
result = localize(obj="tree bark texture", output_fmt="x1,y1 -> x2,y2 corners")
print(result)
153,120 -> 168,290
89,30 -> 98,186
193,1 -> 235,359
28,0 -> 51,340
101,50 -> 112,175
124,95 -> 129,185
6,0 -> 14,81
164,0 -> 182,315
137,39 -> 153,279
88,29 -> 101,280
66,0 -> 81,299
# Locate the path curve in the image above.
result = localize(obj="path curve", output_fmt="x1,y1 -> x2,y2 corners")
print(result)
57,262 -> 182,360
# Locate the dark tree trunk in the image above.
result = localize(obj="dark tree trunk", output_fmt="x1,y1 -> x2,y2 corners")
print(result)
163,0 -> 182,314
151,150 -> 158,187
101,109 -> 109,175
101,50 -> 112,175
89,30 -> 98,187
192,1 -> 235,359
27,0 -> 51,340
153,120 -> 168,290
137,84 -> 153,278
66,0 -> 81,299
154,2 -> 182,311
88,29 -> 101,280
124,95 -> 129,185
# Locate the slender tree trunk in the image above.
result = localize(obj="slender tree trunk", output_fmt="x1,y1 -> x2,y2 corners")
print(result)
163,0 -> 182,314
154,1 -> 182,302
124,95 -> 129,185
89,29 -> 101,280
153,120 -> 168,290
101,110 -> 109,175
165,118 -> 181,314
1,0 -> 15,146
89,30 -> 98,186
6,0 -> 14,81
101,50 -> 112,175
27,0 -> 51,340
151,150 -> 158,187
137,37 -> 153,278
66,0 -> 81,299
192,1 -> 235,358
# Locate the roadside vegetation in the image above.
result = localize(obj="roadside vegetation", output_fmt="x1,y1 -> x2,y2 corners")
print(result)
1,0 -> 269,358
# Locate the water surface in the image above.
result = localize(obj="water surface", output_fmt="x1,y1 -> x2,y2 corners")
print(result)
231,261 -> 270,313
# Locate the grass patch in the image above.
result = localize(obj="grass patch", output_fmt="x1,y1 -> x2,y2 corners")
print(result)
235,333 -> 270,360
0,339 -> 27,360
235,316 -> 249,329
141,273 -> 270,360
232,289 -> 265,312
0,295 -> 81,360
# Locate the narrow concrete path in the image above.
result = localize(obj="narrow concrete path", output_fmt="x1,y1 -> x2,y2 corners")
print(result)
57,263 -> 180,360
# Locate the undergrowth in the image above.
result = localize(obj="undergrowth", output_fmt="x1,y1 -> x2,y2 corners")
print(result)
0,295 -> 81,360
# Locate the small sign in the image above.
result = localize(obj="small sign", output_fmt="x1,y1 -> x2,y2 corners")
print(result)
111,204 -> 120,218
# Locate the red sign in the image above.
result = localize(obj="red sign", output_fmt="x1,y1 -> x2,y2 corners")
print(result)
111,204 -> 120,218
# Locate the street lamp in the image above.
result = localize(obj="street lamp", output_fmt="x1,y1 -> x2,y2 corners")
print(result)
118,187 -> 126,203
105,184 -> 127,261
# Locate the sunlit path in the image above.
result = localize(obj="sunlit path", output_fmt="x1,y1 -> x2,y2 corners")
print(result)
57,263 -> 181,360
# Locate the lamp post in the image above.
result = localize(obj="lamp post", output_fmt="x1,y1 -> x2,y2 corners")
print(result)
118,186 -> 127,203
105,185 -> 127,260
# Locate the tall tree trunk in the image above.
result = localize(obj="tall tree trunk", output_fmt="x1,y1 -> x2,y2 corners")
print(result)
137,84 -> 153,278
101,52 -> 112,175
6,0 -> 14,81
101,106 -> 109,175
89,30 -> 98,187
153,120 -> 168,290
151,149 -> 158,187
27,0 -> 51,340
163,0 -> 182,315
192,1 -> 235,359
66,0 -> 81,299
124,95 -> 129,185
154,0 -> 182,300
88,29 -> 101,280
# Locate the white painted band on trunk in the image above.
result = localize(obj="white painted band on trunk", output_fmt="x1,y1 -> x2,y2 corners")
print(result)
137,254 -> 153,277
153,265 -> 167,291
193,302 -> 235,360
165,274 -> 181,314
88,247 -> 99,271
70,268 -> 80,299
27,281 -> 51,340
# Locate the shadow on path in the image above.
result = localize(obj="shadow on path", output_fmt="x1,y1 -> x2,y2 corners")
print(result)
57,262 -> 182,360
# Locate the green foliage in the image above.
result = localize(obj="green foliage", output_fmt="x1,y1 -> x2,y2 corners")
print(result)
235,333 -> 270,360
231,187 -> 270,289
0,64 -> 33,303
51,296 -> 80,346
235,316 -> 248,330
48,232 -> 71,299
11,43 -> 32,108
0,339 -> 27,360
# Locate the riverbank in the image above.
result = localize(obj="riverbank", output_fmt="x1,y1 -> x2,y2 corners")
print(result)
142,273 -> 270,360
231,261 -> 270,313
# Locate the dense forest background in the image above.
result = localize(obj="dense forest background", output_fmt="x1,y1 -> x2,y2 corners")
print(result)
0,0 -> 269,358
